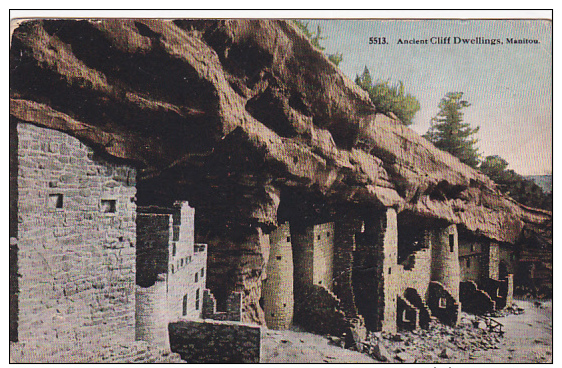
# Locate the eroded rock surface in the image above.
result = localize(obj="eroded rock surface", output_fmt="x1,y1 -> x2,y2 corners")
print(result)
10,19 -> 551,322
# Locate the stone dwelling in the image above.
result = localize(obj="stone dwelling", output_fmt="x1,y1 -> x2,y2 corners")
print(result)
9,119 -> 137,349
135,201 -> 208,349
10,18 -> 551,359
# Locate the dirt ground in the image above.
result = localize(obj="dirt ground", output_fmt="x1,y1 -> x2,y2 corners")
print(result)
261,299 -> 552,363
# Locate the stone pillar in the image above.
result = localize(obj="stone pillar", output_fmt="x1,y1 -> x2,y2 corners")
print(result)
135,276 -> 170,350
379,208 -> 398,333
485,242 -> 500,280
262,223 -> 294,330
430,224 -> 460,301
505,274 -> 514,308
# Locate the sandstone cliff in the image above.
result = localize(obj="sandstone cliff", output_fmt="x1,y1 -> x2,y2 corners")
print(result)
10,19 -> 551,322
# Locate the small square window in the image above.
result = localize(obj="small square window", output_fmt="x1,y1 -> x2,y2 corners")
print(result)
101,199 -> 116,213
48,193 -> 63,209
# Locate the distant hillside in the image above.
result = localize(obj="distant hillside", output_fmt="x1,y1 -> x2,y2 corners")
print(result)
526,175 -> 552,194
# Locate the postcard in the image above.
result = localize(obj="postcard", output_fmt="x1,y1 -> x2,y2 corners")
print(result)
9,10 -> 552,363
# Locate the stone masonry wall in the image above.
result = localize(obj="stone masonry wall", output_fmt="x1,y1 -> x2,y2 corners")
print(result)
15,122 -> 136,347
458,239 -> 484,283
332,217 -> 362,318
430,224 -> 460,301
9,118 -> 19,341
135,277 -> 170,349
136,214 -> 170,287
169,319 -> 261,363
262,223 -> 294,329
313,222 -> 335,290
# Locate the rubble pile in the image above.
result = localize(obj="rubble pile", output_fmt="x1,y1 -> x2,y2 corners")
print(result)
361,313 -> 506,363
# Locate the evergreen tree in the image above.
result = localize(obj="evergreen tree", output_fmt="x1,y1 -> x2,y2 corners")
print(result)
423,92 -> 480,168
480,155 -> 552,210
355,67 -> 420,126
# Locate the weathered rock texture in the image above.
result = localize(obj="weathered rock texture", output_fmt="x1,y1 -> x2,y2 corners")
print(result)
10,19 -> 551,323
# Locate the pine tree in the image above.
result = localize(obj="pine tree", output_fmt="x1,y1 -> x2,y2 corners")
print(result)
423,92 -> 480,168
355,67 -> 420,126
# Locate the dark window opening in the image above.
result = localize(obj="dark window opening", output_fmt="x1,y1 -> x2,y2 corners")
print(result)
201,267 -> 205,278
470,244 -> 475,252
271,313 -> 275,317
48,193 -> 63,209
388,267 -> 392,275
397,221 -> 426,264
182,294 -> 188,316
318,280 -> 322,285
195,289 -> 200,310
101,199 -> 116,213
327,232 -> 330,237
171,265 -> 174,274
276,256 -> 282,260
449,234 -> 455,252
172,243 -> 176,256
466,258 -> 471,268
286,236 -> 291,242
195,273 -> 199,282
180,258 -> 184,267
317,235 -> 321,240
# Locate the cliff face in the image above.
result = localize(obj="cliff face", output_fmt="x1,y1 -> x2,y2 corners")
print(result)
10,19 -> 550,321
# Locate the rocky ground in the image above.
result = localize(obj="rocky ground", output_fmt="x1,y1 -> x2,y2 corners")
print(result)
261,299 -> 552,363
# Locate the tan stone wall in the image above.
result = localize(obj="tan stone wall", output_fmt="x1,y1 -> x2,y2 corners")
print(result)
262,223 -> 294,329
430,224 -> 460,301
15,122 -> 136,346
135,279 -> 170,349
488,243 -> 500,279
458,239 -> 484,282
313,222 -> 334,290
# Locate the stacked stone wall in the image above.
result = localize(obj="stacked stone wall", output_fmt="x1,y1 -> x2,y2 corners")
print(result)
169,320 -> 261,363
9,118 -> 19,341
14,122 -> 136,347
333,217 -> 362,318
312,222 -> 334,289
458,239 -> 484,282
486,243 -> 500,280
135,278 -> 170,349
136,214 -> 170,287
262,223 -> 294,329
430,224 -> 460,301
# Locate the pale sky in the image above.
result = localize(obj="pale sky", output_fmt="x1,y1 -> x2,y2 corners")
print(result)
308,19 -> 552,175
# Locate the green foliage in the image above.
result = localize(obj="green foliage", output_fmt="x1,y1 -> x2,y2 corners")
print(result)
423,92 -> 480,168
480,155 -> 552,210
292,20 -> 343,66
355,67 -> 421,126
